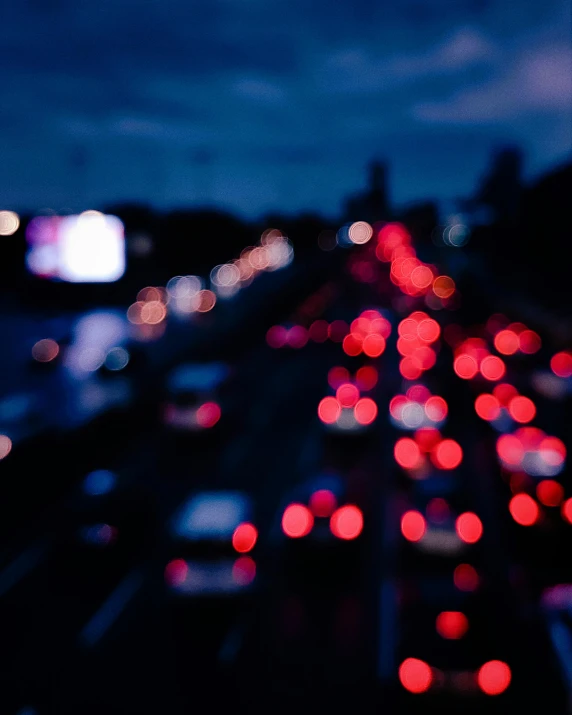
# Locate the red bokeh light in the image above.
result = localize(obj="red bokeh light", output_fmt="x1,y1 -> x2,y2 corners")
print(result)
436,611 -> 469,640
355,366 -> 378,391
519,330 -> 541,354
232,556 -> 256,585
510,473 -> 532,494
561,498 -> 572,524
433,275 -> 455,299
486,313 -> 509,334
480,355 -> 506,381
32,338 -> 60,363
330,505 -> 364,540
454,563 -> 479,591
165,558 -> 188,586
196,402 -> 222,428
509,493 -> 539,526
399,357 -> 423,381
401,510 -> 426,542
496,434 -> 525,466
407,384 -> 431,403
371,317 -> 392,339
411,265 -> 434,290
309,489 -> 337,517
318,396 -> 341,424
342,333 -> 363,357
399,658 -> 433,693
398,318 -> 418,337
455,512 -> 483,543
475,394 -> 501,421
425,396 -> 448,422
309,320 -> 329,343
508,396 -> 536,424
454,354 -> 478,380
389,395 -> 408,420
414,427 -> 442,453
417,319 -> 441,344
354,397 -> 378,425
508,322 -> 527,334
477,661 -> 511,696
351,316 -> 372,337
431,439 -> 463,470
494,330 -> 519,355
551,351 -> 572,378
493,383 -> 519,406
363,334 -> 386,357
394,438 -> 423,470
232,523 -> 258,553
328,320 -> 349,342
426,497 -> 450,523
536,480 -> 564,507
336,383 -> 360,408
397,336 -> 420,357
539,436 -> 566,465
328,366 -> 350,390
287,326 -> 309,349
282,503 -> 313,538
266,325 -> 288,348
518,426 -> 545,450
415,346 -> 436,371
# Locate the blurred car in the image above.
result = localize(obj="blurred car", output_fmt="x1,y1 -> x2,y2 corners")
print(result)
165,490 -> 258,598
276,472 -> 365,586
164,490 -> 259,694
317,381 -> 379,467
399,486 -> 484,573
161,362 -> 231,434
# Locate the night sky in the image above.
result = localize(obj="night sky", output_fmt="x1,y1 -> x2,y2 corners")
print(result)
2,0 -> 571,219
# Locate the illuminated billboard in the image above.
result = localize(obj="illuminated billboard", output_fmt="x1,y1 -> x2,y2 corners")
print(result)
26,211 -> 125,283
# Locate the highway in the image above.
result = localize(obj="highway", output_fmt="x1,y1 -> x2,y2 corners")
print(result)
0,224 -> 570,714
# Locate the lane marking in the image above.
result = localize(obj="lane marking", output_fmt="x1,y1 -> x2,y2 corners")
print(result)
218,617 -> 248,664
0,541 -> 50,598
548,617 -> 572,690
79,569 -> 144,647
377,579 -> 397,680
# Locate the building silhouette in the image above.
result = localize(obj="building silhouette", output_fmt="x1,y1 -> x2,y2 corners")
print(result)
344,160 -> 390,223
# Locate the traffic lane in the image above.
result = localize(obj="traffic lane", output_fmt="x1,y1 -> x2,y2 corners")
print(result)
25,336 -> 335,712
0,268 -> 374,712
0,261 -> 339,541
161,345 -> 336,710
232,472 -> 380,714
390,332 -> 567,710
228,398 -> 390,710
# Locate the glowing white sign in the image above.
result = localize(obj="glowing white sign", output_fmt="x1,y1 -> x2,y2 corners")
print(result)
26,211 -> 125,283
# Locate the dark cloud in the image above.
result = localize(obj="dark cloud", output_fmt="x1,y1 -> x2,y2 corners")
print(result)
1,0 -> 570,217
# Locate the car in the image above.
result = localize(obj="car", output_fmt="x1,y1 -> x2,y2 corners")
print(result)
161,362 -> 231,434
399,488 -> 484,574
165,490 -> 258,598
275,472 -> 365,587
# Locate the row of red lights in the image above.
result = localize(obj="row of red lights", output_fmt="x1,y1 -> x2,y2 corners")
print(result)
474,385 -> 536,424
399,657 -> 511,695
450,316 -> 570,529
401,509 -> 483,544
396,311 -> 440,380
375,227 -> 508,696
281,501 -> 364,540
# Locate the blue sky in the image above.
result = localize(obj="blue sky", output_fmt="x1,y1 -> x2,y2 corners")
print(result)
2,0 -> 571,219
